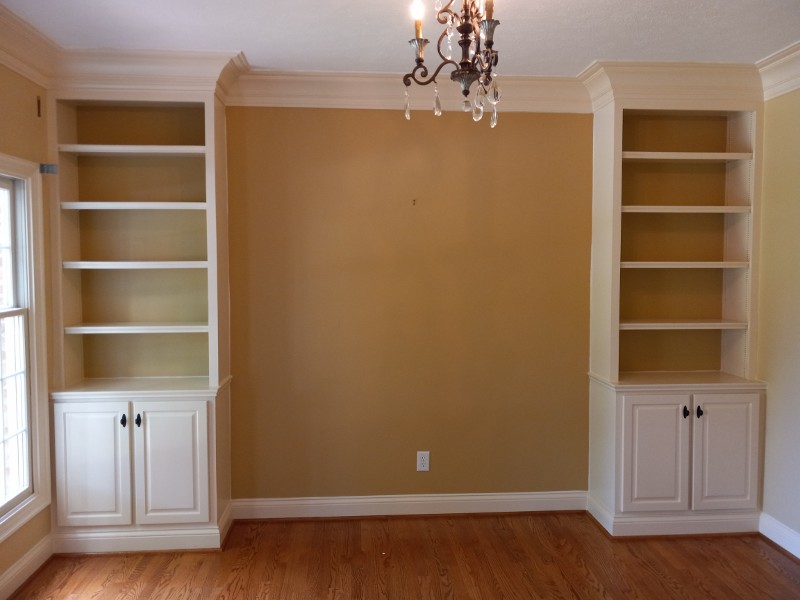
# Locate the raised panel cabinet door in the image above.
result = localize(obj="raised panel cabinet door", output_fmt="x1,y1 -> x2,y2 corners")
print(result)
53,402 -> 132,527
621,394 -> 692,512
133,400 -> 209,525
692,393 -> 760,510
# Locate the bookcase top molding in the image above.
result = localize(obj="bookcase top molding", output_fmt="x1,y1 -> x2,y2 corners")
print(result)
579,61 -> 765,112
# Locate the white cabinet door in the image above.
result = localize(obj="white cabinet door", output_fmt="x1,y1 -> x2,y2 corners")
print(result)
53,402 -> 132,527
133,400 -> 209,525
621,394 -> 692,513
692,393 -> 760,511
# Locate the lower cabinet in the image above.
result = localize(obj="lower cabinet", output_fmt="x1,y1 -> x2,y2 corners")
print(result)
621,392 -> 760,513
53,399 -> 209,528
589,379 -> 764,536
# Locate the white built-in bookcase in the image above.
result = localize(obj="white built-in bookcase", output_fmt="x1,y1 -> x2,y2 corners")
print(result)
48,93 -> 231,552
50,99 -> 228,393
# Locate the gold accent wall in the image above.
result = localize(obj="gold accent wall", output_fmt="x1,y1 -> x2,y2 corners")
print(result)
227,107 -> 593,498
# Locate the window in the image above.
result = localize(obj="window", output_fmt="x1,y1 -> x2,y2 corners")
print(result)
0,154 -> 49,541
0,175 -> 31,513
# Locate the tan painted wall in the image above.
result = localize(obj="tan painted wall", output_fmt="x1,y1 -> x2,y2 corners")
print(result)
227,107 -> 592,498
0,64 -> 51,576
759,89 -> 800,533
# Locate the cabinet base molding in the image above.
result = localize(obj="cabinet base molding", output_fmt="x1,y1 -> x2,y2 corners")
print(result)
759,513 -> 800,559
589,495 -> 760,537
51,526 -> 223,554
232,491 -> 588,520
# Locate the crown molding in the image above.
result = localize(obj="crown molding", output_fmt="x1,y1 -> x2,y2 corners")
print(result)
758,41 -> 800,100
0,5 -> 59,87
222,69 -> 591,113
579,61 -> 764,112
53,49 -> 238,99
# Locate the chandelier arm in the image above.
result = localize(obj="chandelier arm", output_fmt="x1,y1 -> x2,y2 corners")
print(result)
403,58 -> 459,87
436,0 -> 457,24
435,27 -> 452,64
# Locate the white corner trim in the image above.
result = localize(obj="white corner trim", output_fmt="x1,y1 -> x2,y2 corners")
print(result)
0,5 -> 59,87
0,534 -> 52,600
231,491 -> 587,520
759,512 -> 800,559
758,41 -> 800,100
223,70 -> 591,113
586,494 -> 615,534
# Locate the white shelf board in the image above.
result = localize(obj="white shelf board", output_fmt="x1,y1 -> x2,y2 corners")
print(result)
620,261 -> 749,269
61,202 -> 207,211
621,205 -> 751,214
621,151 -> 752,162
50,377 -> 216,399
59,144 -> 206,157
615,371 -> 765,389
65,322 -> 209,334
620,319 -> 748,331
63,261 -> 208,269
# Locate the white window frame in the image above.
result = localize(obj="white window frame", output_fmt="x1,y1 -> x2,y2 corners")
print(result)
0,153 -> 50,542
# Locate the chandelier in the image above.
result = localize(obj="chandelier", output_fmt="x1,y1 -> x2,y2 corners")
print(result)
403,0 -> 501,126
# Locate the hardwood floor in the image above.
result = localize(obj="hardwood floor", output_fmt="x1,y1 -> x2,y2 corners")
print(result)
12,512 -> 800,599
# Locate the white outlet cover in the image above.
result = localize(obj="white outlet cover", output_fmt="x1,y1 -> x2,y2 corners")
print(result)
417,451 -> 430,472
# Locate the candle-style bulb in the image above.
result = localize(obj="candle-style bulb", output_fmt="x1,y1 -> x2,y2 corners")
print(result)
411,0 -> 424,38
486,0 -> 494,20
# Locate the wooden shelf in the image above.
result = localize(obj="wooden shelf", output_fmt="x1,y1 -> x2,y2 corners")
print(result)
621,205 -> 751,214
61,202 -> 206,211
619,319 -> 747,331
65,322 -> 209,334
620,261 -> 749,269
621,151 -> 752,162
59,144 -> 205,157
63,261 -> 208,269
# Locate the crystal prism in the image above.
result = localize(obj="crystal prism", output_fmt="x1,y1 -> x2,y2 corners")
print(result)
405,89 -> 411,120
433,86 -> 443,116
490,106 -> 498,128
475,85 -> 487,108
472,103 -> 484,122
488,79 -> 502,105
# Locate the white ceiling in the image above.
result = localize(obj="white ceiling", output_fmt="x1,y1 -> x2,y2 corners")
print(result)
2,0 -> 799,77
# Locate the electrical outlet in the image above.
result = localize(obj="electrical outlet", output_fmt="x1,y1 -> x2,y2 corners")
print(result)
416,450 -> 430,472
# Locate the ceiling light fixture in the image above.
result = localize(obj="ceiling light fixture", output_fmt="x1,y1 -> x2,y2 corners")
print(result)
403,0 -> 501,126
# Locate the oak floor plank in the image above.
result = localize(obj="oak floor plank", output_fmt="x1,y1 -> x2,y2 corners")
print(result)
11,513 -> 800,600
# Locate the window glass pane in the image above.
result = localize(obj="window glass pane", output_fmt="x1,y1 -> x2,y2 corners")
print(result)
0,187 -> 13,309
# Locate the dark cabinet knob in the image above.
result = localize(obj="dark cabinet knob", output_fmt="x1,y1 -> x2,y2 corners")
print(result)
120,414 -> 127,427
683,406 -> 690,419
696,405 -> 704,418
135,413 -> 142,427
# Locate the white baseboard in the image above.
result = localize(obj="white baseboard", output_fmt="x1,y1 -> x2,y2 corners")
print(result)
231,491 -> 588,520
51,526 -> 222,554
0,535 -> 52,600
759,512 -> 800,559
